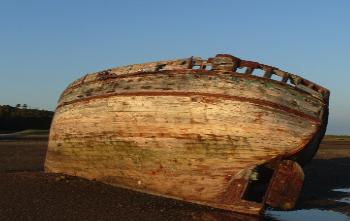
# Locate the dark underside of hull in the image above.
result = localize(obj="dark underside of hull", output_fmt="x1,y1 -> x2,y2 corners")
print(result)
292,107 -> 329,166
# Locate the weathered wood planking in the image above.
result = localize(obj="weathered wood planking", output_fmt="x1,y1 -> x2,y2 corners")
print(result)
45,54 -> 329,215
58,71 -> 324,120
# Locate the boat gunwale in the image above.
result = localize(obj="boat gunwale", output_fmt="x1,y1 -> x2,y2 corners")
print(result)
59,54 -> 330,106
61,69 -> 329,105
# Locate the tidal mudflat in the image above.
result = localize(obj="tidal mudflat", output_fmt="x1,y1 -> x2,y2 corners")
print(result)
0,132 -> 349,221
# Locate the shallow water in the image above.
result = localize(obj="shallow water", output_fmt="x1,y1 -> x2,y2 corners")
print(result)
263,188 -> 350,221
337,198 -> 350,205
266,209 -> 350,221
334,188 -> 350,193
333,188 -> 350,207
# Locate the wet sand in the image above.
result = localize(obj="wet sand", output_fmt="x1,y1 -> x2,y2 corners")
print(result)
0,134 -> 349,221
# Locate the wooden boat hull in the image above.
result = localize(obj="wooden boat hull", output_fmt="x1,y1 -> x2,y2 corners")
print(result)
45,54 -> 329,215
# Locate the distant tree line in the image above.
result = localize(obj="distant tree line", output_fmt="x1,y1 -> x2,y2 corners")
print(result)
0,105 -> 54,133
15,104 -> 28,109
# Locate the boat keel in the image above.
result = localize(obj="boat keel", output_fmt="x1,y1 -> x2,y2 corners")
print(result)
217,160 -> 304,215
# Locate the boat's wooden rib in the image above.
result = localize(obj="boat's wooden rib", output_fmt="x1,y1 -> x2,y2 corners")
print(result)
45,54 -> 329,215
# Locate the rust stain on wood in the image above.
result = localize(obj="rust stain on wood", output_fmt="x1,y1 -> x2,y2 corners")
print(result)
265,160 -> 304,209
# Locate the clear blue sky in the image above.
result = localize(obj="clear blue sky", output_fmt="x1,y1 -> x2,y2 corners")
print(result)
0,1 -> 349,134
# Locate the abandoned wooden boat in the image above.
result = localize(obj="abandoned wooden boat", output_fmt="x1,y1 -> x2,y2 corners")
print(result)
45,54 -> 330,215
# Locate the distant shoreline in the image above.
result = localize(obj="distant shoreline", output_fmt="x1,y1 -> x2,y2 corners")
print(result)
0,105 -> 53,133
